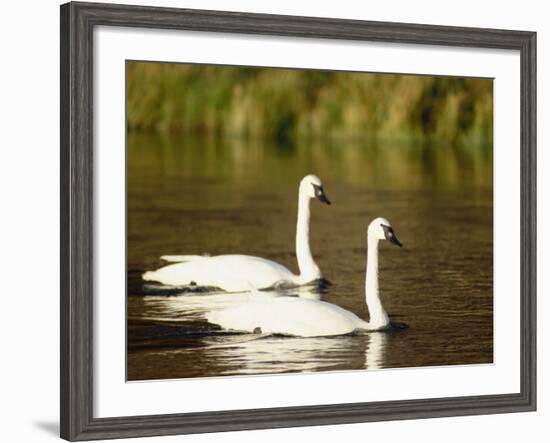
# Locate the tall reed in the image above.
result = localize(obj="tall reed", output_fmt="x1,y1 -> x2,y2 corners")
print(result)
127,62 -> 493,145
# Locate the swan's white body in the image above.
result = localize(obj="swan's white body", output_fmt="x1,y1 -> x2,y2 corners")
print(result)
206,296 -> 369,337
142,175 -> 330,292
144,255 -> 298,292
206,217 -> 402,337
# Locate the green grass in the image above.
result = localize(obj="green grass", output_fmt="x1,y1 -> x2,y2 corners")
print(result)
127,62 -> 493,145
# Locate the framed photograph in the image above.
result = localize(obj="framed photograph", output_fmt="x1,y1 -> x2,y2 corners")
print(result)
60,1 -> 536,441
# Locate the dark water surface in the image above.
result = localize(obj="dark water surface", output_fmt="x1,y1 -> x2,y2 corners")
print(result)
127,132 -> 493,381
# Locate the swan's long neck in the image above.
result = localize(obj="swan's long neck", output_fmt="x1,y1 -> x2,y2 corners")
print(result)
296,192 -> 321,283
365,237 -> 389,329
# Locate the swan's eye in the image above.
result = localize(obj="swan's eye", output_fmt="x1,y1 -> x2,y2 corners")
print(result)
312,183 -> 325,198
381,223 -> 403,247
381,224 -> 393,237
312,183 -> 331,205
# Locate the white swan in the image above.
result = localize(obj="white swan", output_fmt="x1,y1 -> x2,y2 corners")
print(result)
142,174 -> 331,292
206,217 -> 403,337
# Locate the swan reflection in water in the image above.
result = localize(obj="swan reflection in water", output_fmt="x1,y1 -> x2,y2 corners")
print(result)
197,330 -> 387,375
136,285 -> 388,376
139,285 -> 321,321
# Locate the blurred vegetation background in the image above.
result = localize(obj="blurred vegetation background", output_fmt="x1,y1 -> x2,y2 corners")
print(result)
127,62 -> 493,146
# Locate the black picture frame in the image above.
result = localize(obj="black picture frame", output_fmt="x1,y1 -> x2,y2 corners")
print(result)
60,1 -> 537,441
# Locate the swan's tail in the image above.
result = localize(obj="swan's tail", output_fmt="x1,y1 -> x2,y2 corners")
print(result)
142,271 -> 158,281
160,255 -> 209,263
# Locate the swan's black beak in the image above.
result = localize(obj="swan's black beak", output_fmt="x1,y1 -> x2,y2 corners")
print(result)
313,184 -> 331,205
382,224 -> 403,247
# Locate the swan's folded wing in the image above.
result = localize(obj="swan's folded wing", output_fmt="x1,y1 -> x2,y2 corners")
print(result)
207,298 -> 362,337
160,255 -> 209,263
